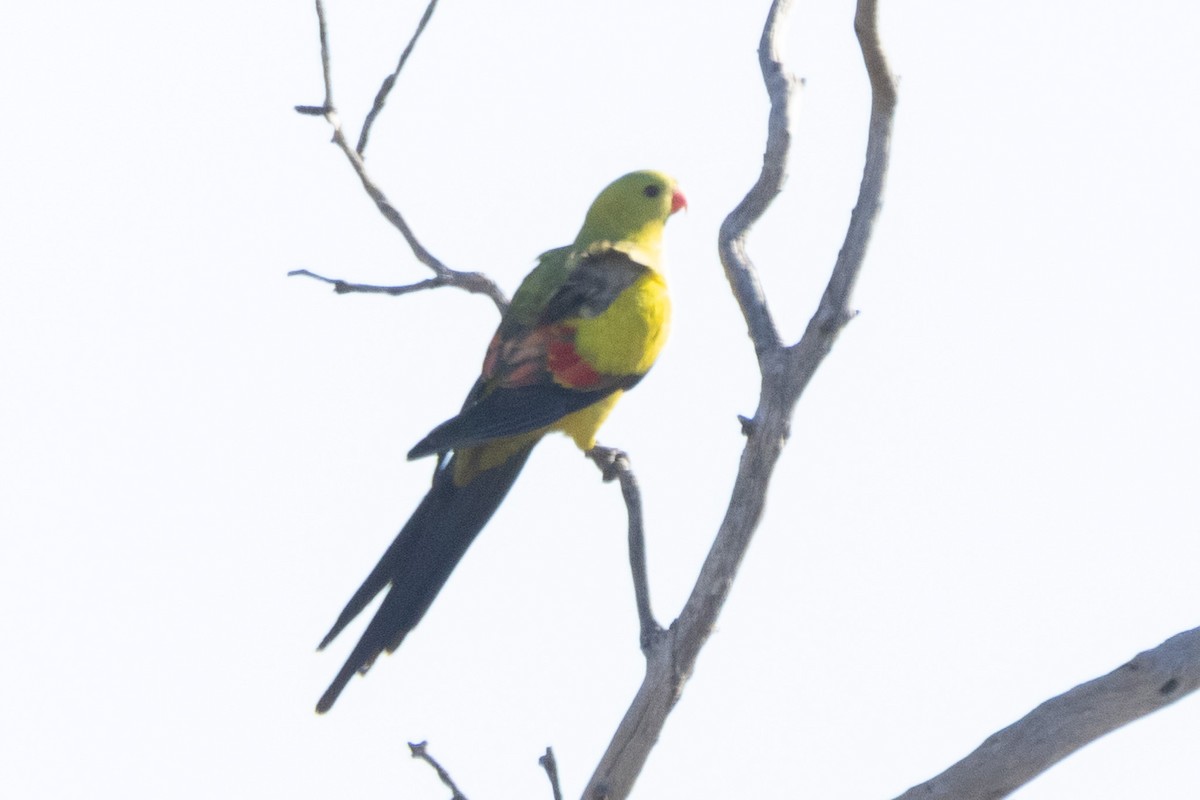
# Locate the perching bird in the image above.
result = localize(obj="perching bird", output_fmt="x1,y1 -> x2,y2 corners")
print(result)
316,170 -> 686,713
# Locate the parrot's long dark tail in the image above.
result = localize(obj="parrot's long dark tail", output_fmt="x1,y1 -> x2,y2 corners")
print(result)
316,445 -> 535,713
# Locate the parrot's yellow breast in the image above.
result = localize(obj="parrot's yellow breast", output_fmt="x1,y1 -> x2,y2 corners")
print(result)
573,269 -> 670,376
555,269 -> 670,451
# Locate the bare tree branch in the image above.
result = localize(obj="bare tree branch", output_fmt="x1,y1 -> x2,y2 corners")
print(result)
540,747 -> 565,800
295,0 -> 508,312
806,0 -> 897,340
894,627 -> 1200,800
287,268 -> 504,302
587,446 -> 662,648
409,741 -> 470,800
582,1 -> 897,797
717,0 -> 798,359
356,0 -> 440,157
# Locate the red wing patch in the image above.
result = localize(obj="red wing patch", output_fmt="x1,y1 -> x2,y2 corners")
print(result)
547,328 -> 602,388
483,324 -> 602,389
483,328 -> 552,387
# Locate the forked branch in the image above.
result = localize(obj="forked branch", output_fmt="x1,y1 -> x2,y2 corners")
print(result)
583,1 -> 897,796
294,0 -> 507,312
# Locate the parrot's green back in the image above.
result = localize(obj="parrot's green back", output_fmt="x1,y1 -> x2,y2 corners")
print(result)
498,246 -> 572,335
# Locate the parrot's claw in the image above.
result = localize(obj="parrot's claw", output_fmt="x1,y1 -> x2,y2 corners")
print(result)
586,444 -> 630,482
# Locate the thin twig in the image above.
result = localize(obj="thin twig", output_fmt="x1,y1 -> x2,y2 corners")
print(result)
587,446 -> 661,647
409,741 -> 470,800
800,0 -> 897,342
776,0 -> 896,403
317,0 -> 333,111
356,0 -> 441,156
288,269 -> 440,295
296,0 -> 508,313
539,747 -> 564,800
716,0 -> 799,359
287,268 -> 504,301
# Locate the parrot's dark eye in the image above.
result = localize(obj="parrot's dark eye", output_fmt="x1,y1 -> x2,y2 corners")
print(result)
642,184 -> 661,199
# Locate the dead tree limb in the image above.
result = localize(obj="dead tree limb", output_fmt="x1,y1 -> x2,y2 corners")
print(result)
581,1 -> 897,796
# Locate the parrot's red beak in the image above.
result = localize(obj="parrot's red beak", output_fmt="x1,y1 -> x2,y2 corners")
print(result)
670,189 -> 688,215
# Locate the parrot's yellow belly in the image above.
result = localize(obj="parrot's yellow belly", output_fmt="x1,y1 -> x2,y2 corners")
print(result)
557,270 -> 670,450
574,269 -> 670,375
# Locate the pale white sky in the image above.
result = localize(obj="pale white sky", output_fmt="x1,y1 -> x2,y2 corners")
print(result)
2,1 -> 1197,798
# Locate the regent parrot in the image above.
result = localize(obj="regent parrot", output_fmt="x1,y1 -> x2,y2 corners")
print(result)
316,170 -> 686,713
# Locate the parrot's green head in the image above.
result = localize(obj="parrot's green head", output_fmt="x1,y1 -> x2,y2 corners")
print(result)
574,170 -> 687,253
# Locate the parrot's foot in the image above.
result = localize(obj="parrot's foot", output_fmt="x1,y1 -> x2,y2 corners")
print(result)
586,444 -> 630,482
